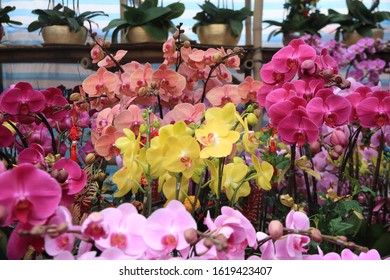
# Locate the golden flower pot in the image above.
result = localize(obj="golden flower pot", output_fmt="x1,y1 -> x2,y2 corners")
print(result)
42,25 -> 87,45
125,26 -> 167,43
196,24 -> 240,46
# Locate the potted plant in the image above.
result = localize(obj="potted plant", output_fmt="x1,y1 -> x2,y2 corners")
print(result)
192,0 -> 252,46
102,0 -> 185,43
263,0 -> 330,45
27,2 -> 107,45
0,6 -> 22,41
328,0 -> 390,45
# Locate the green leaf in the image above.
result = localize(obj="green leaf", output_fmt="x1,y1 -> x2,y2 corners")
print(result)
142,7 -> 171,23
329,217 -> 354,235
66,17 -> 81,32
27,21 -> 43,32
102,18 -> 128,33
229,19 -> 243,37
143,22 -> 168,41
166,2 -> 185,20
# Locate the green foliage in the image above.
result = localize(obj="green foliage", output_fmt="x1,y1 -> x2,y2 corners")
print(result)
102,0 -> 185,43
328,0 -> 390,40
0,6 -> 22,25
312,196 -> 365,252
192,1 -> 252,38
27,4 -> 107,33
263,0 -> 330,40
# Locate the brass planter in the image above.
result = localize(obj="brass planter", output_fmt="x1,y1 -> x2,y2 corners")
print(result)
196,24 -> 240,46
343,28 -> 384,46
42,25 -> 87,45
125,26 -> 167,43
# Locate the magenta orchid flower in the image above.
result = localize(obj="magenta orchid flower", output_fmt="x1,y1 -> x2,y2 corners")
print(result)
306,89 -> 352,128
356,90 -> 390,128
0,82 -> 46,115
40,87 -> 69,123
6,222 -> 45,260
277,109 -> 319,146
52,158 -> 87,206
0,164 -> 62,226
272,39 -> 316,77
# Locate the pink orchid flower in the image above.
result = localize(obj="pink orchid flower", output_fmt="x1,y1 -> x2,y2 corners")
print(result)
82,67 -> 119,99
162,103 -> 205,125
237,76 -> 262,104
306,89 -> 352,128
356,90 -> 390,128
206,84 -> 241,107
129,63 -> 153,96
98,50 -> 127,68
94,125 -> 125,160
153,64 -> 186,102
162,37 -> 176,58
277,109 -> 319,146
188,49 -> 206,69
94,203 -> 147,259
113,105 -> 147,135
0,82 -> 46,115
0,163 -> 62,226
143,200 -> 196,256
44,206 -> 77,257
90,37 -> 105,63
204,206 -> 257,260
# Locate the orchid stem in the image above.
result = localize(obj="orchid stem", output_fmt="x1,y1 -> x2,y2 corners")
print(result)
289,144 -> 297,201
368,129 -> 384,227
215,157 -> 225,217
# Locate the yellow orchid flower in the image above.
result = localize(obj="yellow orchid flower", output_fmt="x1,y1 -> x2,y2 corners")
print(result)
195,118 -> 240,158
251,154 -> 274,190
146,136 -> 167,178
163,135 -> 201,178
223,161 -> 250,203
115,128 -> 137,154
113,165 -> 143,197
235,112 -> 259,154
205,102 -> 237,128
160,172 -> 189,204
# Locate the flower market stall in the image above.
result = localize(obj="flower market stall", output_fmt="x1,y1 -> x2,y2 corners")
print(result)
0,0 -> 389,262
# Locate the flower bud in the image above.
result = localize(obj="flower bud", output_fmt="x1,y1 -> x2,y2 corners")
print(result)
309,141 -> 321,155
69,92 -> 81,102
139,124 -> 148,134
183,40 -> 191,48
268,220 -> 283,240
57,169 -> 69,183
334,75 -> 343,84
246,113 -> 258,126
0,204 -> 8,226
203,238 -> 214,249
333,144 -> 344,156
184,228 -> 198,244
330,150 -> 340,160
98,172 -> 106,181
330,130 -> 348,147
310,228 -> 323,243
213,53 -> 222,63
214,234 -> 228,251
85,153 -> 96,164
